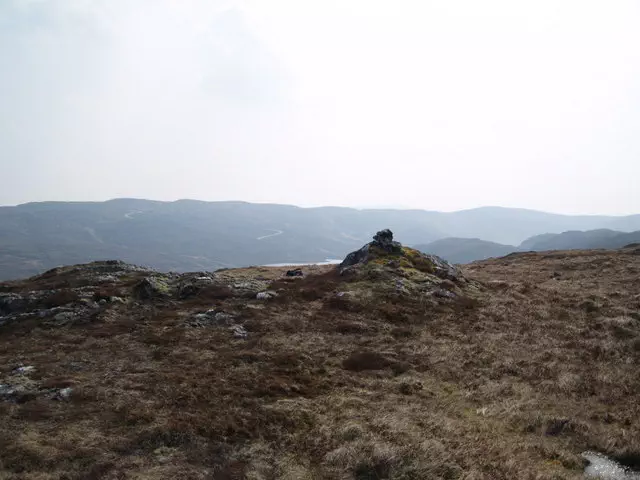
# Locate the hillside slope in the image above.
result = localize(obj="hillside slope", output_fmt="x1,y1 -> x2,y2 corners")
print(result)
521,229 -> 640,251
417,229 -> 640,265
414,237 -> 516,264
1,200 -> 640,280
0,199 -> 445,280
1,235 -> 639,479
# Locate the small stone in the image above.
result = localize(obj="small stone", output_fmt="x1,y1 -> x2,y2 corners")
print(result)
13,365 -> 36,374
214,312 -> 235,324
54,311 -> 77,323
187,309 -> 236,327
256,291 -> 277,300
230,325 -> 248,339
0,293 -> 26,315
0,384 -> 15,397
56,387 -> 73,400
433,288 -> 456,299
193,276 -> 214,285
286,268 -> 304,277
133,277 -> 171,299
95,275 -> 118,283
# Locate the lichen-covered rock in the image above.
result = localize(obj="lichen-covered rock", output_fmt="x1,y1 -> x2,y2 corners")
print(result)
187,309 -> 236,327
133,277 -> 171,299
335,229 -> 477,305
340,229 -> 461,281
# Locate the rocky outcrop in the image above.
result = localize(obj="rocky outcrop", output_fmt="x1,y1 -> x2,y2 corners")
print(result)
341,229 -> 402,269
340,229 -> 461,281
373,229 -> 402,253
133,277 -> 171,299
335,229 -> 475,305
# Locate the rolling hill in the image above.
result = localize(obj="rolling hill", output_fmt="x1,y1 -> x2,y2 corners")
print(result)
1,199 -> 639,279
413,238 -> 516,264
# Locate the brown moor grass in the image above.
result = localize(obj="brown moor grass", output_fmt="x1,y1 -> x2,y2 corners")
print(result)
0,249 -> 639,479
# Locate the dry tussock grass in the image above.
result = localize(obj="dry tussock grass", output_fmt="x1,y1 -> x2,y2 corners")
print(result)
0,249 -> 639,478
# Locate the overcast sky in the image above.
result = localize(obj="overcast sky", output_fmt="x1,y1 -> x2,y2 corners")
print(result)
1,1 -> 639,215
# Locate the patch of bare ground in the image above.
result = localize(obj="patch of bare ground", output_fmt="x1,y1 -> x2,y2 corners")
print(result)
1,248 -> 639,478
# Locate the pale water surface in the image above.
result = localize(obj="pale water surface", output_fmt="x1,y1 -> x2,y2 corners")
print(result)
264,259 -> 342,267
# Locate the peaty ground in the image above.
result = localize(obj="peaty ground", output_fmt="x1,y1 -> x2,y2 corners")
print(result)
0,247 -> 640,479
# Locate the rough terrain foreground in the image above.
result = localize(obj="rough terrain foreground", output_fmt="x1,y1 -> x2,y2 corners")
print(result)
1,243 -> 640,479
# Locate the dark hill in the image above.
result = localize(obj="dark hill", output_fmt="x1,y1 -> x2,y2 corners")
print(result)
413,237 -> 516,264
1,199 -> 639,280
520,229 -> 640,251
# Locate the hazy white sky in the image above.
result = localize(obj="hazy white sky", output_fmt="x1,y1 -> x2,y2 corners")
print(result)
1,0 -> 639,214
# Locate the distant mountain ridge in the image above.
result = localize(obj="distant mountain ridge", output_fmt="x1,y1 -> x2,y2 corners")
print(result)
519,229 -> 640,251
415,228 -> 640,264
413,238 -> 517,264
0,199 -> 639,279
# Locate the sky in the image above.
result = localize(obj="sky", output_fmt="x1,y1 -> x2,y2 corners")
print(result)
1,0 -> 639,215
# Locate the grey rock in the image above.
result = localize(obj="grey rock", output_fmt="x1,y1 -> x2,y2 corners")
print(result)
193,276 -> 214,285
373,229 -> 402,253
133,277 -> 171,299
187,309 -> 235,327
80,298 -> 100,309
54,311 -> 77,323
433,288 -> 456,299
13,365 -> 35,374
340,244 -> 370,269
95,275 -> 119,283
0,293 -> 26,315
230,325 -> 248,339
214,311 -> 235,324
423,253 -> 461,281
256,291 -> 277,300
0,384 -> 15,397
56,387 -> 73,400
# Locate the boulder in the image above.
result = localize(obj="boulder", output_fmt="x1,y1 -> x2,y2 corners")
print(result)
133,277 -> 171,299
230,325 -> 248,339
178,283 -> 199,300
286,268 -> 304,277
341,229 -> 403,269
373,229 -> 402,253
0,293 -> 26,315
256,291 -> 278,300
